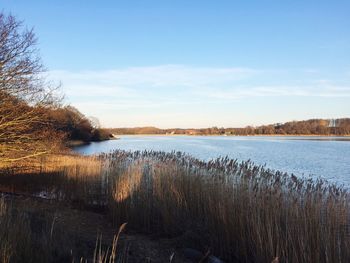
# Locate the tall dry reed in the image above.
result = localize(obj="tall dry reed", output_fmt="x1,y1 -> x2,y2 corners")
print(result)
1,151 -> 349,262
105,151 -> 350,262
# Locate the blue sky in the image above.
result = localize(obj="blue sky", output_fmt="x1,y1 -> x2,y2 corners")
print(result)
2,0 -> 350,128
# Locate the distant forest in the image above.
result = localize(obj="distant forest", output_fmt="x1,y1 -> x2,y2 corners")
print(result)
111,118 -> 350,136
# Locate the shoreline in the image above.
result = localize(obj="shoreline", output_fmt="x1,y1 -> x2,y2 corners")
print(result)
65,140 -> 90,147
112,134 -> 350,137
66,136 -> 118,148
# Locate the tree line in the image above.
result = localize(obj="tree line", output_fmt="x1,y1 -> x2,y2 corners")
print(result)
111,118 -> 350,136
0,13 -> 111,162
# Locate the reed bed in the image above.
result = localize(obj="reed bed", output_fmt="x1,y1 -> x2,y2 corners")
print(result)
0,150 -> 349,262
0,197 -> 74,263
105,150 -> 350,262
0,154 -> 105,206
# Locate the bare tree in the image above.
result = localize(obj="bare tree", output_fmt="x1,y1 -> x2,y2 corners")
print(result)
0,13 -> 61,163
0,14 -> 42,97
88,116 -> 101,129
0,93 -> 61,162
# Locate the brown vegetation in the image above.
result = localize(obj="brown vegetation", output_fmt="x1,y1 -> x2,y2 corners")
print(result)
1,152 -> 349,262
0,13 -> 64,162
48,106 -> 113,143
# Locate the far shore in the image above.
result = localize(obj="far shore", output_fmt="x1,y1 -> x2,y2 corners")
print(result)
112,133 -> 350,137
67,134 -> 350,148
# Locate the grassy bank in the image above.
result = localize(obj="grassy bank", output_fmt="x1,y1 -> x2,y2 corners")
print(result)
0,151 -> 349,262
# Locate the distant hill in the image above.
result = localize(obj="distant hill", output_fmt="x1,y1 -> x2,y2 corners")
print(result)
110,118 -> 350,136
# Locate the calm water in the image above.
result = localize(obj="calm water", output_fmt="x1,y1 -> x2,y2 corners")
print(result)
73,135 -> 350,185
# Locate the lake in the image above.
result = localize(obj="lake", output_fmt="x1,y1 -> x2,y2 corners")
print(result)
73,135 -> 350,186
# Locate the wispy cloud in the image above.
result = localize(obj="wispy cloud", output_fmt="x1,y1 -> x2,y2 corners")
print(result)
49,65 -> 258,96
47,65 -> 350,127
197,85 -> 350,100
48,65 -> 261,108
49,65 -> 350,101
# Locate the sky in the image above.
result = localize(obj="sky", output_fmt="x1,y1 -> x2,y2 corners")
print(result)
1,0 -> 350,128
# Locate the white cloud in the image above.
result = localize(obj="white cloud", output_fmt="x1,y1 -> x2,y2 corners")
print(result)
197,85 -> 350,100
49,65 -> 257,91
47,65 -> 350,127
48,64 -> 261,108
49,65 -> 350,101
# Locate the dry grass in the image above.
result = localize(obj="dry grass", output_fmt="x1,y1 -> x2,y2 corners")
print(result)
0,154 -> 104,206
78,223 -> 127,263
105,151 -> 350,262
0,197 -> 74,263
0,151 -> 349,262
0,195 -> 129,263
